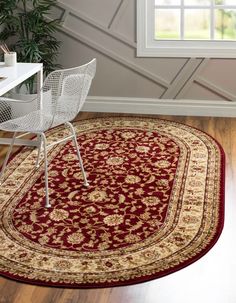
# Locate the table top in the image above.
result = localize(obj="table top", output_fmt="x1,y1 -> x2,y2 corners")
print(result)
0,62 -> 43,96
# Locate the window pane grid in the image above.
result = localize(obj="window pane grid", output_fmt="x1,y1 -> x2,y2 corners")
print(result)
155,0 -> 236,41
210,0 -> 214,39
180,0 -> 184,39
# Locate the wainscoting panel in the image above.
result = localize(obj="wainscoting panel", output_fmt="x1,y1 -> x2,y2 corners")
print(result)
83,96 -> 236,117
54,1 -> 236,116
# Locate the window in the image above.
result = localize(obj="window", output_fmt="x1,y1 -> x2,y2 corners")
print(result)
137,0 -> 236,57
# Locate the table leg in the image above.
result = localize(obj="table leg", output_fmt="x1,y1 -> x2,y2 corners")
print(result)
37,66 -> 43,109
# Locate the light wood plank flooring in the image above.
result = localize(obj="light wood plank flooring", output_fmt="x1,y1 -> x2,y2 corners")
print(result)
0,112 -> 235,303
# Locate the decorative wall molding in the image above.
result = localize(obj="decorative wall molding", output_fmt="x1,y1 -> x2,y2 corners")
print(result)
60,25 -> 169,88
108,0 -> 129,30
194,77 -> 236,101
176,58 -> 210,99
161,58 -> 204,99
83,96 -> 236,117
57,2 -> 136,48
55,2 -> 180,91
55,1 -> 236,104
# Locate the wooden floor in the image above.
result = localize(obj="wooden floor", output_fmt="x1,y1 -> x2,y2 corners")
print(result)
0,112 -> 236,303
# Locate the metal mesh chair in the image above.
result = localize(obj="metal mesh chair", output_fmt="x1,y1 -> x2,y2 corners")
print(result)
0,58 -> 96,207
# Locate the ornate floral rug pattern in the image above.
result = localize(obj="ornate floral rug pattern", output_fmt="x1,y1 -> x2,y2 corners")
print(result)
0,117 -> 224,287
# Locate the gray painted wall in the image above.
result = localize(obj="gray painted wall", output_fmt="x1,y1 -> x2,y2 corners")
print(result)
55,0 -> 236,102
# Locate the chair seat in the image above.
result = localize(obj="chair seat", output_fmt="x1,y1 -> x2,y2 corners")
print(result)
0,110 -> 53,133
0,110 -> 74,133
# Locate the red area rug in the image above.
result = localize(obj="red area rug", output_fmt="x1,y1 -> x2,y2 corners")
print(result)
0,117 -> 224,287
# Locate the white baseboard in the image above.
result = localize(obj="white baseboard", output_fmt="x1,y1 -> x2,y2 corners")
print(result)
83,96 -> 236,117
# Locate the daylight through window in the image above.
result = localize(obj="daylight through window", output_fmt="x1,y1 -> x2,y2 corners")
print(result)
137,0 -> 236,57
155,0 -> 236,41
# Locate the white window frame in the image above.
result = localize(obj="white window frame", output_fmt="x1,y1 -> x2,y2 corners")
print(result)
137,0 -> 236,58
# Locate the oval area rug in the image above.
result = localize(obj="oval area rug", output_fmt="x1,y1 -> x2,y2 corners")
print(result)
0,117 -> 224,287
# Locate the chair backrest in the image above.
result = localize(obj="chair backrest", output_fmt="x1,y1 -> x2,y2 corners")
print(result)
42,58 -> 96,129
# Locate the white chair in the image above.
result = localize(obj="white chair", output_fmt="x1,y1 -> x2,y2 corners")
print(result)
0,58 -> 96,207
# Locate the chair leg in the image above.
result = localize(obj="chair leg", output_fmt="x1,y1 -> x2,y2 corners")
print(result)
0,132 -> 17,184
41,133 -> 51,208
66,122 -> 89,187
35,134 -> 42,168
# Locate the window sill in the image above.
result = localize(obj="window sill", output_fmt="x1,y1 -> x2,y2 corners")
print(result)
137,45 -> 236,58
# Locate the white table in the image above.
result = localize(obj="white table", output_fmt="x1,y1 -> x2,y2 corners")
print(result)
0,62 -> 43,146
0,62 -> 43,96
